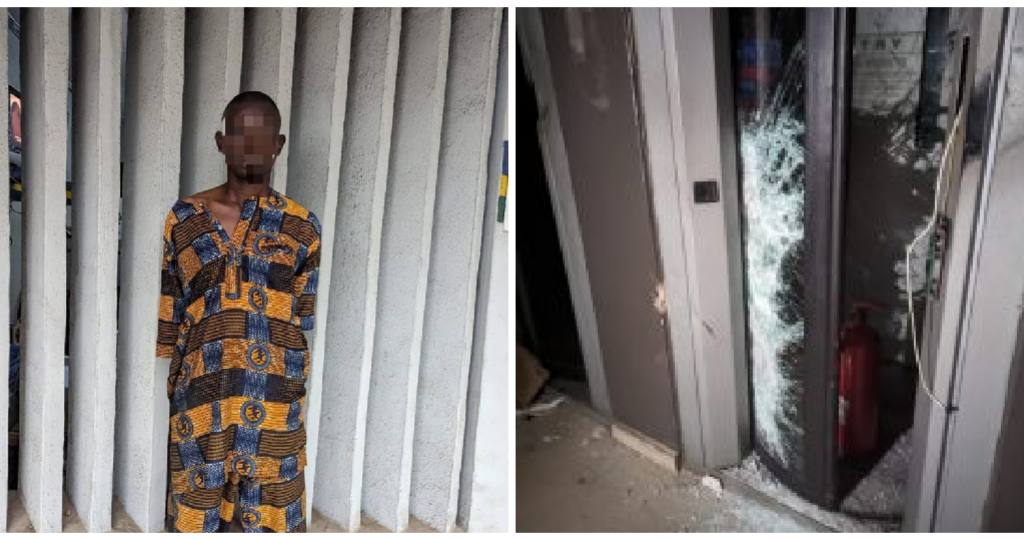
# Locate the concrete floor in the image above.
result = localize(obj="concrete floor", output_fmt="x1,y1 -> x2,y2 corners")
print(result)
5,491 -> 446,532
517,395 -> 815,532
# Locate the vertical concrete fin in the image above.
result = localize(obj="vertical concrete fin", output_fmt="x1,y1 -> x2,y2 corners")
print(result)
457,9 -> 509,533
312,7 -> 401,532
18,7 -> 69,534
282,7 -> 354,527
362,7 -> 451,532
114,7 -> 185,533
410,8 -> 502,532
225,9 -> 244,101
67,7 -> 122,532
240,8 -> 297,192
179,7 -> 244,196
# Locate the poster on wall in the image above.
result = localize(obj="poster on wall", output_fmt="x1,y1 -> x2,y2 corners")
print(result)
9,90 -> 21,160
501,111 -> 510,232
498,140 -> 508,226
10,88 -> 23,201
850,8 -> 927,116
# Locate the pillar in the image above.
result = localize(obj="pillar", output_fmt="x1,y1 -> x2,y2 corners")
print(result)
241,8 -> 297,192
113,8 -> 185,532
459,230 -> 510,531
18,7 -> 69,534
410,8 -> 501,532
0,15 -> 9,532
66,8 -> 122,532
178,8 -> 243,196
456,11 -> 508,533
362,8 -> 450,532
312,8 -> 400,531
283,7 -> 353,526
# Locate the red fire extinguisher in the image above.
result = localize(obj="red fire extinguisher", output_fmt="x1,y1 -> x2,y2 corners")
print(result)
837,301 -> 881,458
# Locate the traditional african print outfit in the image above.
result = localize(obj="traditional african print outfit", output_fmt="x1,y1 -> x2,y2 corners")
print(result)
157,189 -> 321,533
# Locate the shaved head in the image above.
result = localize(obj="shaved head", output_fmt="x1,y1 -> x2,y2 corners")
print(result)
216,91 -> 286,183
222,91 -> 282,133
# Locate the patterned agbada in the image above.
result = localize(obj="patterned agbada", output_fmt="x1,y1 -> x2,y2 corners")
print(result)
157,188 -> 321,533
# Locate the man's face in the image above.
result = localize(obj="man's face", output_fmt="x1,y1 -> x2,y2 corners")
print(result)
216,103 -> 285,183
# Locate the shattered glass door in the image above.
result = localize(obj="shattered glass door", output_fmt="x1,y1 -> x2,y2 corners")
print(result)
730,7 -> 958,508
730,6 -> 811,486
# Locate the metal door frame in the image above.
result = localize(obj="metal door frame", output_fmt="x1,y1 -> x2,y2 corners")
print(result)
904,7 -> 1018,531
630,7 -> 707,470
802,7 -> 851,509
631,6 -> 755,473
721,8 -> 852,509
517,8 -> 614,416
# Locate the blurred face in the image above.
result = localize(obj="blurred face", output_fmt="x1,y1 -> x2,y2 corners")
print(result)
216,103 -> 285,183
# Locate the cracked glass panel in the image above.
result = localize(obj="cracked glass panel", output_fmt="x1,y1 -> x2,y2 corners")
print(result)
731,8 -> 807,475
842,8 -> 952,366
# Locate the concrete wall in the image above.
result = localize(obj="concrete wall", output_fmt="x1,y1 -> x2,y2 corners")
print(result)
178,8 -> 242,196
240,8 -> 296,192
19,8 -> 69,533
113,8 -> 185,533
6,9 -> 18,90
540,8 -> 679,447
411,8 -> 501,532
457,10 -> 508,532
313,7 -> 398,532
362,7 -> 449,533
3,7 -> 507,533
283,7 -> 357,527
66,8 -> 122,532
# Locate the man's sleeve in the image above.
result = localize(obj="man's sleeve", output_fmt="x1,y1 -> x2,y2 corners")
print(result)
293,213 -> 321,332
156,210 -> 184,359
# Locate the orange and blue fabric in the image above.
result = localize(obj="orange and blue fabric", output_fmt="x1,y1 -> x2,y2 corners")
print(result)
157,188 -> 320,533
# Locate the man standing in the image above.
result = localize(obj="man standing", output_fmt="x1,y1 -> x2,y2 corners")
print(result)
156,91 -> 320,533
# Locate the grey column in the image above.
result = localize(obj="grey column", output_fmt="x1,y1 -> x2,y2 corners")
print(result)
241,8 -> 297,192
934,10 -> 1024,530
114,8 -> 185,532
0,17 -> 8,533
18,7 -> 69,534
457,11 -> 508,533
67,8 -> 122,533
411,8 -> 501,532
312,8 -> 400,531
284,7 -> 353,526
363,8 -> 450,532
179,8 -> 243,196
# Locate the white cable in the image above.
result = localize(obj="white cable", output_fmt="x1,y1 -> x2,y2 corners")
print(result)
906,107 -> 964,411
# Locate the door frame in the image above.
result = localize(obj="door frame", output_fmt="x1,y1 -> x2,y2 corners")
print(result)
631,7 -> 753,472
517,8 -> 612,415
799,7 -> 851,509
630,7 -> 708,471
904,7 -> 1019,531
